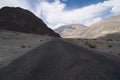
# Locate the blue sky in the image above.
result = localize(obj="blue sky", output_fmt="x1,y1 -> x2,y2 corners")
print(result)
60,0 -> 105,9
29,0 -> 105,10
0,0 -> 120,29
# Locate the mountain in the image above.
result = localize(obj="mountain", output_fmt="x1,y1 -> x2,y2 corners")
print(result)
55,24 -> 87,38
0,7 -> 60,37
55,15 -> 120,38
87,15 -> 120,39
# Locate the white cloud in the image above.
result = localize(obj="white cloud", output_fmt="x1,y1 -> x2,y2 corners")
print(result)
36,0 -> 120,29
103,0 -> 120,15
84,17 -> 103,26
0,0 -> 120,29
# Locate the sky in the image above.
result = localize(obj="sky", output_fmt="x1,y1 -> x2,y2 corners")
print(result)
0,0 -> 120,29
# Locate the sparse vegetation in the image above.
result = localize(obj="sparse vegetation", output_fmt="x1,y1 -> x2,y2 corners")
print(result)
84,41 -> 89,46
88,43 -> 97,49
76,41 -> 79,44
108,44 -> 113,48
14,51 -> 18,53
15,33 -> 19,35
21,45 -> 26,48
116,40 -> 119,41
21,45 -> 32,48
40,39 -> 43,42
118,53 -> 120,56
107,39 -> 113,41
64,38 -> 120,56
46,38 -> 49,41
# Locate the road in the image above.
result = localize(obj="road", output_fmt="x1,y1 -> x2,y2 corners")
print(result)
0,39 -> 120,80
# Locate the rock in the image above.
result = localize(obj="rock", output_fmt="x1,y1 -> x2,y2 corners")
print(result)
0,7 -> 60,37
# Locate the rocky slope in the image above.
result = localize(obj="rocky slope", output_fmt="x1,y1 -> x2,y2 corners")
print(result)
87,15 -> 120,39
0,7 -> 60,37
55,24 -> 87,38
55,15 -> 120,38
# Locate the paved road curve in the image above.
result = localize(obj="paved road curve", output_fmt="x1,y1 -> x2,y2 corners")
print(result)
0,39 -> 120,80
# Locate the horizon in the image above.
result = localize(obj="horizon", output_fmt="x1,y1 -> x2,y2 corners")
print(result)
0,0 -> 120,29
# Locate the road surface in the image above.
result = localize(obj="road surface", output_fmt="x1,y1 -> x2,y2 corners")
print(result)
0,39 -> 120,80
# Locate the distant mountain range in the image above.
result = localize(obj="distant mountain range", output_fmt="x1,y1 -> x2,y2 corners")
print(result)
55,24 -> 87,38
55,15 -> 120,39
0,7 -> 60,37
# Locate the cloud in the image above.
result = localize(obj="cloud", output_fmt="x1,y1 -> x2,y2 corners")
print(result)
103,0 -> 120,15
36,0 -> 120,29
0,0 -> 120,29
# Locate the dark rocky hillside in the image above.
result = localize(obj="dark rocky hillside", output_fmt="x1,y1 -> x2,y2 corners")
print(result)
0,7 -> 60,37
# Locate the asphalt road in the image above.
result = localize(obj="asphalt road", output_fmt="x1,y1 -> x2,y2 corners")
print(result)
0,39 -> 120,80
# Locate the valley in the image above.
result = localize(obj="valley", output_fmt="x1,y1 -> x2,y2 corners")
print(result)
0,6 -> 120,80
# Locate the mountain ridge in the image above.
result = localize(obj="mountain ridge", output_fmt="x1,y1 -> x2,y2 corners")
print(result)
0,7 -> 60,37
55,15 -> 120,38
55,24 -> 87,38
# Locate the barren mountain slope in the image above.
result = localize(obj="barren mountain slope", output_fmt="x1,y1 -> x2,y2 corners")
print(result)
0,7 -> 60,37
55,15 -> 120,38
87,15 -> 120,38
55,24 -> 87,38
